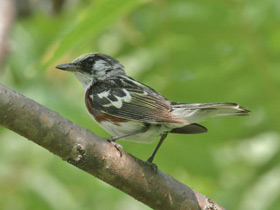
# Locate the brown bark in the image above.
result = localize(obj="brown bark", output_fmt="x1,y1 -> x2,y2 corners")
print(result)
0,83 -> 226,210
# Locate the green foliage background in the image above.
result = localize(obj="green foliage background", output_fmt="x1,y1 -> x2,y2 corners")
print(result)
1,0 -> 280,209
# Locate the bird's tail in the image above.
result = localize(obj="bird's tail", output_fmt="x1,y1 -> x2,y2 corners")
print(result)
171,102 -> 250,123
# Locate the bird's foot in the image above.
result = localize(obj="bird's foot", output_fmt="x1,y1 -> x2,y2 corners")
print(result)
107,139 -> 123,157
145,159 -> 158,172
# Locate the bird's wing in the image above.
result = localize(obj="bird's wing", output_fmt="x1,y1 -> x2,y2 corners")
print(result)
86,76 -> 188,125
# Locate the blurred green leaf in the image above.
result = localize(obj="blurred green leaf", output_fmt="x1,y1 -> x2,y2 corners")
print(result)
41,0 -> 149,68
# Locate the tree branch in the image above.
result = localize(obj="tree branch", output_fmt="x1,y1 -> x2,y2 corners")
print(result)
0,83 -> 226,210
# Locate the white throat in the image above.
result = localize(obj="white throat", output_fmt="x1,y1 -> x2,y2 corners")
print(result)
73,72 -> 94,90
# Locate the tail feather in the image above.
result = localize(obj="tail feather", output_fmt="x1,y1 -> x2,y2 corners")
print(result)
171,102 -> 250,123
170,123 -> 208,134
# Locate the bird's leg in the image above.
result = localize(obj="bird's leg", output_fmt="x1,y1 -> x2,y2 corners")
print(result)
106,126 -> 149,141
106,126 -> 149,157
107,141 -> 124,157
147,133 -> 168,163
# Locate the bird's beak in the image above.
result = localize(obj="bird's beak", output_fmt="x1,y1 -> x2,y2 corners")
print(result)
56,63 -> 80,72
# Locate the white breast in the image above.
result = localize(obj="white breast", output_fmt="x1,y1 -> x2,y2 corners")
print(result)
99,121 -> 165,143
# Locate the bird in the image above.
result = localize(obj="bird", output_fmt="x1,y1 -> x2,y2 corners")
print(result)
56,53 -> 250,163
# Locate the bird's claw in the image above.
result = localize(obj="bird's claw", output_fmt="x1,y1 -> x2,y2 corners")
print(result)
145,160 -> 158,172
107,139 -> 123,157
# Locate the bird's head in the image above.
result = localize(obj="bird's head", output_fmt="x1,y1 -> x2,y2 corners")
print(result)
56,53 -> 125,88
